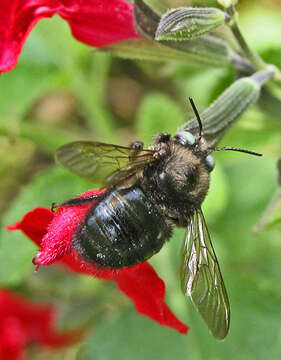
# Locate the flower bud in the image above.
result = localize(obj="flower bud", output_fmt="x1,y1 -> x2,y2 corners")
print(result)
155,7 -> 228,41
180,70 -> 274,147
133,0 -> 232,67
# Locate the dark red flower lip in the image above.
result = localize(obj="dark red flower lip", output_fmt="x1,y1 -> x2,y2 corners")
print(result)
7,189 -> 189,335
0,0 -> 141,73
0,288 -> 83,360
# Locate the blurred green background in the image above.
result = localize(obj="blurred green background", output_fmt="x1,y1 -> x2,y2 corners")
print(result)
0,0 -> 280,359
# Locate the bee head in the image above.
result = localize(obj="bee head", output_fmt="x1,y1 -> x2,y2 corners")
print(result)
173,97 -> 216,173
173,130 -> 215,173
173,97 -> 262,173
151,97 -> 262,215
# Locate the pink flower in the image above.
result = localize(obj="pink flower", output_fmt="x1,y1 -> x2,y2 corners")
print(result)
0,289 -> 83,360
0,0 -> 141,73
7,189 -> 189,335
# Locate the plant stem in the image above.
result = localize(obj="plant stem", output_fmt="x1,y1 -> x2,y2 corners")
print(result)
251,68 -> 275,86
226,6 -> 265,70
226,5 -> 281,86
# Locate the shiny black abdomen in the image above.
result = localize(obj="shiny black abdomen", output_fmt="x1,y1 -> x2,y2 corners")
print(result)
73,187 -> 171,268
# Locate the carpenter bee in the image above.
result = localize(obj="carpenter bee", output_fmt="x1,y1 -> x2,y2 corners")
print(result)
55,98 -> 261,339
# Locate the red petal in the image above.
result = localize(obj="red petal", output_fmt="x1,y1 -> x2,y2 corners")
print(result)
6,207 -> 54,247
0,289 -> 83,356
33,204 -> 90,267
116,263 -> 189,334
0,317 -> 26,360
7,189 -> 189,334
59,0 -> 141,47
7,190 -> 105,267
0,0 -> 140,73
34,189 -> 106,266
0,1 -> 56,72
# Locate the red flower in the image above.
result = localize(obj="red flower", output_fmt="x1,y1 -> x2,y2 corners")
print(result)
0,289 -> 82,360
7,189 -> 188,335
0,0 -> 141,73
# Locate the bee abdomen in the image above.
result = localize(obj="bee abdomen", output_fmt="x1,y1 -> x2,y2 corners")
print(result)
73,187 -> 171,268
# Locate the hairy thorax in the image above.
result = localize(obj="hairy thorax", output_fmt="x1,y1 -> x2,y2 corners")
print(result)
140,141 -> 210,226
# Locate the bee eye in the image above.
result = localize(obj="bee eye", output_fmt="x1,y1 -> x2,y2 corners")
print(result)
174,131 -> 195,147
205,155 -> 215,172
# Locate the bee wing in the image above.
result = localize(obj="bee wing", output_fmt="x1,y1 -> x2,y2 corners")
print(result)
180,209 -> 230,339
55,141 -> 155,186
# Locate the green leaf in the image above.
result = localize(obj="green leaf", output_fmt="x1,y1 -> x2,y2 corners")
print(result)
136,93 -> 185,145
100,38 -> 225,65
155,7 -> 227,41
164,35 -> 232,67
101,37 -> 230,66
0,167 -> 94,286
77,309 -> 191,360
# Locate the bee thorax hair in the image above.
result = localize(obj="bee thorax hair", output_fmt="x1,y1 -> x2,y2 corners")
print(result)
141,142 -> 210,225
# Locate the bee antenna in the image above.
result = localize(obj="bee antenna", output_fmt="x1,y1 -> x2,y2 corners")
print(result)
189,97 -> 202,139
211,146 -> 263,157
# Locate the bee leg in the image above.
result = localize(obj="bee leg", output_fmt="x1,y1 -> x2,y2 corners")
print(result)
130,141 -> 143,151
51,202 -> 57,212
153,132 -> 171,145
129,141 -> 144,158
153,145 -> 169,160
54,194 -> 105,208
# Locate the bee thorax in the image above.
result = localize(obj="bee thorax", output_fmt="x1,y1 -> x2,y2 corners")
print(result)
142,142 -> 210,224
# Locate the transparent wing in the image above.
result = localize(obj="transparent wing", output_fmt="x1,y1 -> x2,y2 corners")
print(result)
55,141 -> 155,186
180,209 -> 230,339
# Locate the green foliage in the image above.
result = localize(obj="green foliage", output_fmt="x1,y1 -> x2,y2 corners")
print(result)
0,1 -> 280,359
0,167 -> 93,286
0,64 -> 57,119
134,0 -> 233,67
202,161 -> 229,221
77,310 -> 191,360
102,38 -> 228,66
136,93 -> 185,144
254,190 -> 281,233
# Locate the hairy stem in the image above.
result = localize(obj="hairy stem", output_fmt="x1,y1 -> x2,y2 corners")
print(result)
226,5 -> 281,86
226,6 -> 265,69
